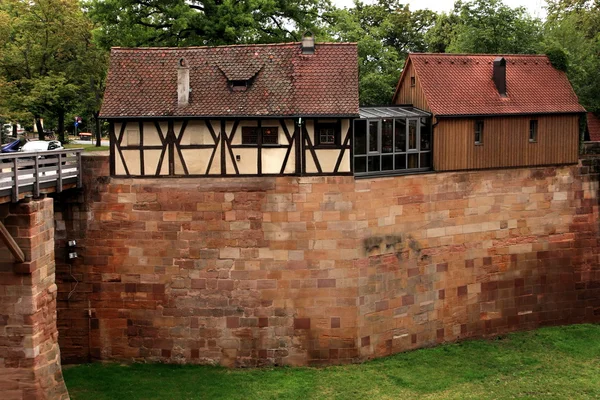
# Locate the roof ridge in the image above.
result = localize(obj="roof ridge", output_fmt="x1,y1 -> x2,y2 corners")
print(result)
410,53 -> 548,58
111,42 -> 357,51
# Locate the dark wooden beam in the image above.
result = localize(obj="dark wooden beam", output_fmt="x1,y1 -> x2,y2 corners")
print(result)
168,120 -> 175,175
154,121 -> 167,176
303,121 -> 322,174
139,121 -> 145,175
257,119 -> 262,175
0,221 -> 25,263
109,122 -> 116,176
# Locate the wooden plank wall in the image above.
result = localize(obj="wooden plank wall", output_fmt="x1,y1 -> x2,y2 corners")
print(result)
394,59 -> 431,112
434,114 -> 580,171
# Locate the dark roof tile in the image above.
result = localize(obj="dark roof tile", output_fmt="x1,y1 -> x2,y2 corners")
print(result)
100,43 -> 359,118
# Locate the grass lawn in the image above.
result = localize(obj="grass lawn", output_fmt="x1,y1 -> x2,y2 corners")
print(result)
63,324 -> 600,400
64,143 -> 109,152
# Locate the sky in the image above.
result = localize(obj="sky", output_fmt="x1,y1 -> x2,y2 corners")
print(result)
332,0 -> 547,19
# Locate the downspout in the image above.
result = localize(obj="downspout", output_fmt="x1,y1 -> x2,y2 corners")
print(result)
431,116 -> 439,172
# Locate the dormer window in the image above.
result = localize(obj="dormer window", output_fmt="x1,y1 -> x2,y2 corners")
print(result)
230,80 -> 248,92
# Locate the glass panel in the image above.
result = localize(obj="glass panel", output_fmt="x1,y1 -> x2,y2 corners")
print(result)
382,120 -> 393,153
354,120 -> 367,155
319,128 -> 336,145
395,154 -> 406,170
368,155 -> 380,172
354,156 -> 367,173
408,153 -> 418,169
408,120 -> 417,150
382,155 -> 394,171
420,118 -> 431,150
262,127 -> 278,145
420,152 -> 431,168
368,121 -> 379,152
242,127 -> 258,144
395,119 -> 406,152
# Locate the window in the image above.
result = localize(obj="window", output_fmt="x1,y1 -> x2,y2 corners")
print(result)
242,127 -> 279,145
410,76 -> 416,87
315,121 -> 340,146
318,127 -> 336,145
353,117 -> 432,176
242,127 -> 259,144
262,127 -> 278,145
474,120 -> 484,144
230,80 -> 248,92
529,120 -> 538,142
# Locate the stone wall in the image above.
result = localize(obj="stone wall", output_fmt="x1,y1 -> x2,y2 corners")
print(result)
0,198 -> 69,399
56,154 -> 600,366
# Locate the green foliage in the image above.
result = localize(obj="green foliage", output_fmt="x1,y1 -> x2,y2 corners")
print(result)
544,44 -> 569,71
0,0 -> 108,140
327,0 -> 435,105
443,0 -> 543,54
543,0 -> 600,113
85,0 -> 334,49
63,325 -> 600,400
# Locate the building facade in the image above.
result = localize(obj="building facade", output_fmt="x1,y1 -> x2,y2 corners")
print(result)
393,53 -> 586,172
100,37 -> 359,177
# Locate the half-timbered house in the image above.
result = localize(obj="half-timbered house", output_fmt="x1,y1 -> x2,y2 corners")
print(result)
99,36 -> 359,177
392,53 -> 586,172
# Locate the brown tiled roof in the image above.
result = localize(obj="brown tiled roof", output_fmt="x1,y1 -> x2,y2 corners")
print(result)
100,43 -> 359,118
395,53 -> 585,116
588,113 -> 600,141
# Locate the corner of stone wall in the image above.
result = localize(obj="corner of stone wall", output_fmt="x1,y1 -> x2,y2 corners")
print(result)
0,198 -> 69,400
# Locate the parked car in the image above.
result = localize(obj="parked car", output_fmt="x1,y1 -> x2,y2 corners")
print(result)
1,138 -> 22,153
20,140 -> 63,153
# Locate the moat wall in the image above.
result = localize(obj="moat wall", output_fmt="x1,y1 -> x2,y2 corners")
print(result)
0,198 -> 69,399
56,154 -> 600,366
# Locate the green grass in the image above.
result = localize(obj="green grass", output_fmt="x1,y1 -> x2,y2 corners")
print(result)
63,324 -> 600,400
64,143 -> 109,152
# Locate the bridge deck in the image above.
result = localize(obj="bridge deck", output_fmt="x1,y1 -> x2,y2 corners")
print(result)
0,149 -> 83,204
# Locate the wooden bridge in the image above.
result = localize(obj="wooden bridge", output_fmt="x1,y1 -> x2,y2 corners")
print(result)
0,149 -> 83,204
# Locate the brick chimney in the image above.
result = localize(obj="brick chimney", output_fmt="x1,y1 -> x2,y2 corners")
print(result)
177,58 -> 190,106
493,57 -> 506,97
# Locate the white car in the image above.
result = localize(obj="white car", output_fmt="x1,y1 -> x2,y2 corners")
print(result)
20,140 -> 63,153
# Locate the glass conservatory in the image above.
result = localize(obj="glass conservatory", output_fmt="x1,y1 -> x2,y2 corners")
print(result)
354,107 -> 432,176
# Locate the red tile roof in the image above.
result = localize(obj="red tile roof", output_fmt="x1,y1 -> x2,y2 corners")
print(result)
100,43 -> 359,118
588,113 -> 600,141
395,53 -> 585,116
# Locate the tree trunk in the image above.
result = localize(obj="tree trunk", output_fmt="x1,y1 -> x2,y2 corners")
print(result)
94,111 -> 101,147
58,110 -> 65,143
12,124 -> 17,137
35,118 -> 44,141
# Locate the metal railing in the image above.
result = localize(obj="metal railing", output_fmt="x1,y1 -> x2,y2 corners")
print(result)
0,149 -> 83,202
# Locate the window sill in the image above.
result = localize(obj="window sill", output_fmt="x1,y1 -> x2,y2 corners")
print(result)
529,140 -> 537,143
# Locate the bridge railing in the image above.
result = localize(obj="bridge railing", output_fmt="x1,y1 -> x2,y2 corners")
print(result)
0,148 -> 83,202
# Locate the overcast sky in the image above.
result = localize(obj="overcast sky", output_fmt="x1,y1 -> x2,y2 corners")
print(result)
332,0 -> 547,19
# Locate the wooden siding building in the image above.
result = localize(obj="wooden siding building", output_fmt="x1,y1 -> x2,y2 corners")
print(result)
392,53 -> 586,171
100,36 -> 358,177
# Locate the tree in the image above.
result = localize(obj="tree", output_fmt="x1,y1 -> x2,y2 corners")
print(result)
85,0 -> 334,49
442,0 -> 542,54
328,0 -> 436,106
544,0 -> 600,113
0,0 -> 107,142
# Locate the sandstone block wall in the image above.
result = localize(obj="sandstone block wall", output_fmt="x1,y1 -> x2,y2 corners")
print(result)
56,154 -> 600,366
0,198 -> 69,399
